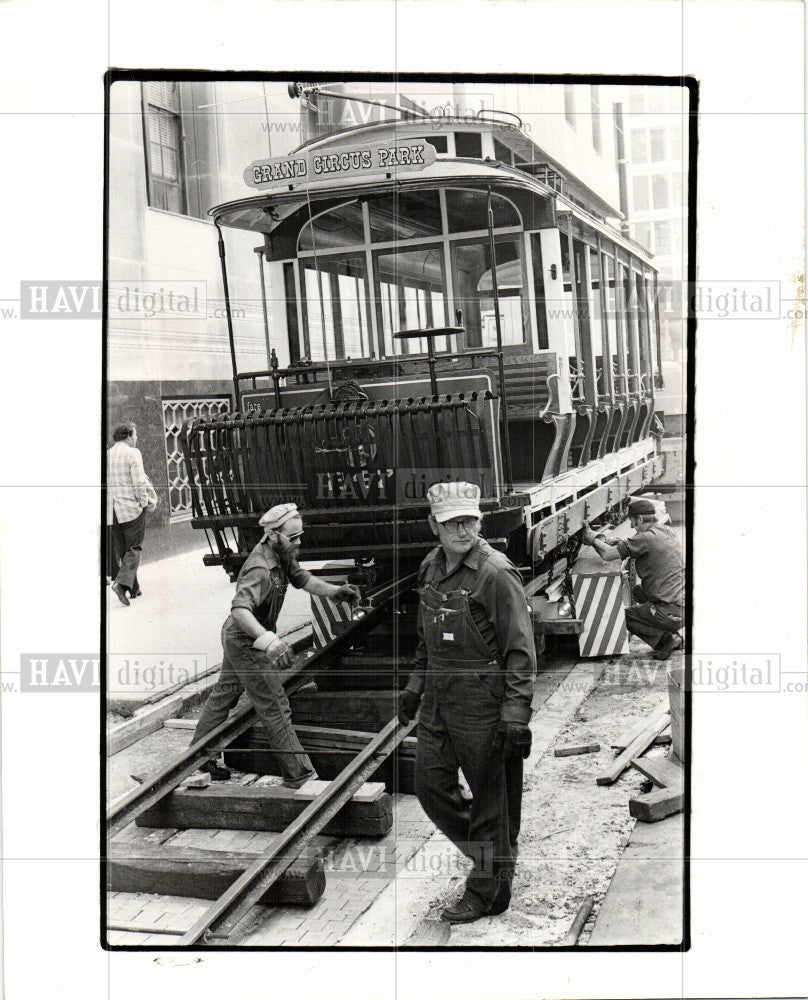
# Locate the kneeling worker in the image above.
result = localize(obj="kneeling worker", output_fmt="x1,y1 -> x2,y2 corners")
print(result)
192,503 -> 360,786
583,498 -> 684,660
398,483 -> 536,923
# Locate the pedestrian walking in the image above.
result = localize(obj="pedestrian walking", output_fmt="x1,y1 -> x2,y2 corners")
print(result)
107,423 -> 157,606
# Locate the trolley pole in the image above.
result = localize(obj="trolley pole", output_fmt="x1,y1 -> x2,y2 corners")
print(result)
486,186 -> 514,494
255,247 -> 273,372
216,220 -> 241,410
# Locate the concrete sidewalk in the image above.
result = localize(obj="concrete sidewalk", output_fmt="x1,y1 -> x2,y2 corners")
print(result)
106,544 -> 315,708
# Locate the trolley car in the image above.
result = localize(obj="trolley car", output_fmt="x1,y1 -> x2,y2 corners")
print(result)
181,108 -> 665,605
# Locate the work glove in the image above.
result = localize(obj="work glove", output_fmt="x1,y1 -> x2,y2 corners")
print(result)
334,583 -> 362,606
497,721 -> 532,759
253,633 -> 294,670
398,688 -> 422,726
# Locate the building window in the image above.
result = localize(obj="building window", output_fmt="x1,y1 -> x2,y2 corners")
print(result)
632,175 -> 650,211
672,172 -> 684,208
670,124 -> 682,159
628,89 -> 646,115
648,88 -> 666,113
141,80 -> 215,220
634,222 -> 652,250
650,128 -> 667,162
142,82 -> 186,215
653,221 -> 671,255
564,86 -> 576,127
631,129 -> 648,164
590,86 -> 601,153
652,174 -> 669,209
162,397 -> 231,519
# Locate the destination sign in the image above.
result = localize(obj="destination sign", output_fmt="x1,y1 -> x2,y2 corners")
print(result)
244,138 -> 437,190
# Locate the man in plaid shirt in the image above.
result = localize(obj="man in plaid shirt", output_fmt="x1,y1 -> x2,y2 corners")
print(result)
107,423 -> 157,606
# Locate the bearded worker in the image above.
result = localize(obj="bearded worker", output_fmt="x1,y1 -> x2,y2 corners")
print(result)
192,503 -> 360,786
398,482 -> 536,923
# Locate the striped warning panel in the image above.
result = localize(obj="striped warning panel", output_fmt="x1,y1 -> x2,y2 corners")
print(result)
571,572 -> 631,658
310,571 -> 354,649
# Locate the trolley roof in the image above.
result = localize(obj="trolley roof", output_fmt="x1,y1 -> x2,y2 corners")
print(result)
210,118 -> 653,266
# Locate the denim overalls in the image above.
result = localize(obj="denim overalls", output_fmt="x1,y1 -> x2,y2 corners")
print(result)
414,571 -> 515,911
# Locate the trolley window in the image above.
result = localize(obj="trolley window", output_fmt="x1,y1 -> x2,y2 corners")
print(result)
601,252 -> 622,391
299,255 -> 371,361
375,246 -> 451,356
298,200 -> 365,252
367,191 -> 442,244
451,237 -> 527,349
444,189 -> 521,234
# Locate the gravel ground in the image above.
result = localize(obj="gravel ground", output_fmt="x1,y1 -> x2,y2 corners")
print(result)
439,637 -> 678,946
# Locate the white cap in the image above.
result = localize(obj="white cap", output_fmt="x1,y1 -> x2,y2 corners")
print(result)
427,482 -> 482,523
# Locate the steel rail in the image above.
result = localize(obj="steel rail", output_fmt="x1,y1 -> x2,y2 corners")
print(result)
106,571 -> 417,837
177,715 -> 415,946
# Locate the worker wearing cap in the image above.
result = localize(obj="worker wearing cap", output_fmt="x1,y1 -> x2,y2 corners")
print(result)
192,503 -> 361,785
398,482 -> 536,923
583,498 -> 685,660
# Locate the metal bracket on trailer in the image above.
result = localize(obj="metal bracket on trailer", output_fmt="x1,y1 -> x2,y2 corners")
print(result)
528,451 -> 663,561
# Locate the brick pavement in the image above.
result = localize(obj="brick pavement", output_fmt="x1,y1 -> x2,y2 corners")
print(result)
106,795 -> 435,947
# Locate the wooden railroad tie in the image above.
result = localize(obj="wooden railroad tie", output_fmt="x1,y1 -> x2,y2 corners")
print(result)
224,723 -> 417,793
628,754 -> 684,823
107,842 -> 325,907
288,689 -> 401,732
135,780 -> 393,838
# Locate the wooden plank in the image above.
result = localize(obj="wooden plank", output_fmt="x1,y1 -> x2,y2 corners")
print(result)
554,743 -> 600,757
559,895 -> 594,946
106,843 -> 325,907
107,676 -> 218,756
630,755 -> 683,789
163,719 -> 198,731
611,731 -> 671,751
596,711 -> 670,786
629,785 -> 684,823
135,781 -> 393,838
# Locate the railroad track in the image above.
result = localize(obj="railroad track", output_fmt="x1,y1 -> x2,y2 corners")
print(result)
105,572 -> 417,946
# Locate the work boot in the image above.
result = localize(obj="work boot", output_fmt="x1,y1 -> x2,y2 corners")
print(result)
111,582 -> 130,607
652,633 -> 683,660
282,771 -> 319,789
199,759 -> 231,781
441,890 -> 509,924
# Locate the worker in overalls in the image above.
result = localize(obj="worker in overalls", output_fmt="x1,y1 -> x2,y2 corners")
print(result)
192,503 -> 360,785
398,483 -> 536,923
583,497 -> 685,659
